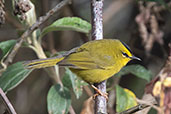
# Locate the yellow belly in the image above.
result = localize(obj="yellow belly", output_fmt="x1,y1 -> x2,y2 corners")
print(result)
70,68 -> 120,83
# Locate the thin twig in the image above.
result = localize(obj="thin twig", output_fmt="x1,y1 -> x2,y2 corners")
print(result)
136,98 -> 161,112
0,88 -> 17,114
4,0 -> 70,66
117,104 -> 150,114
117,94 -> 159,114
91,0 -> 106,114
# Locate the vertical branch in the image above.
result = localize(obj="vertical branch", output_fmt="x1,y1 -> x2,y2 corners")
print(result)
91,0 -> 106,114
91,0 -> 103,40
94,81 -> 107,114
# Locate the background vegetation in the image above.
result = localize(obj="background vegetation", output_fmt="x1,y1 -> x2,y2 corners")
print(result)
0,0 -> 170,114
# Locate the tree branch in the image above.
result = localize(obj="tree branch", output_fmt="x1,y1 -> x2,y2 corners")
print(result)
91,0 -> 104,40
91,0 -> 106,114
4,0 -> 70,66
0,88 -> 17,114
117,104 -> 150,114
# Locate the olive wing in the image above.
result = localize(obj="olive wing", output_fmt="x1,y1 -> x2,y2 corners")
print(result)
59,47 -> 115,70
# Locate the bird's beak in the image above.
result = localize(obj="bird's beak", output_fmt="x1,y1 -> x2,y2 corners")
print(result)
130,55 -> 141,61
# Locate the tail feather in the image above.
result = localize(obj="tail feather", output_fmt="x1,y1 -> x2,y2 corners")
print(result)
24,57 -> 64,69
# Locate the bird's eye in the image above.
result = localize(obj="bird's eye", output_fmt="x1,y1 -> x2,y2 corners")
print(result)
122,52 -> 129,58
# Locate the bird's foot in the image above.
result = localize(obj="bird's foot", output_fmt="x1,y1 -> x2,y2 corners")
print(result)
91,85 -> 108,100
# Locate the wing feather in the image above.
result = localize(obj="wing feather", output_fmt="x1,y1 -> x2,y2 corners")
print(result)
59,47 -> 115,69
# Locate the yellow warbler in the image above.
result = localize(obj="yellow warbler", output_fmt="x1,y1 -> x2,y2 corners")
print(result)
25,39 -> 140,83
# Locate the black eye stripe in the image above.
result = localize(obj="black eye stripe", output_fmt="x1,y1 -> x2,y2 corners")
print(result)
122,52 -> 129,57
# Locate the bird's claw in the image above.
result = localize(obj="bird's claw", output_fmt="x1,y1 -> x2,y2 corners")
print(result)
91,84 -> 108,100
93,92 -> 108,100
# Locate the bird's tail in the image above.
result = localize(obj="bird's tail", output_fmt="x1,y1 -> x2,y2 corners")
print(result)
24,56 -> 64,69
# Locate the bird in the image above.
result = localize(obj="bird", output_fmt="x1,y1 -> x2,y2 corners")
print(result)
24,39 -> 141,98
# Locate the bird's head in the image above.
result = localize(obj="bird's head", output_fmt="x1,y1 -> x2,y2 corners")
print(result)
118,41 -> 141,65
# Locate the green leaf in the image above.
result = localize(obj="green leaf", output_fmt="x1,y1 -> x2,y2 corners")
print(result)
62,67 -> 87,99
47,84 -> 71,114
115,65 -> 152,82
0,62 -> 33,92
62,70 -> 72,89
0,40 -> 17,60
116,85 -> 137,113
41,17 -> 91,38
